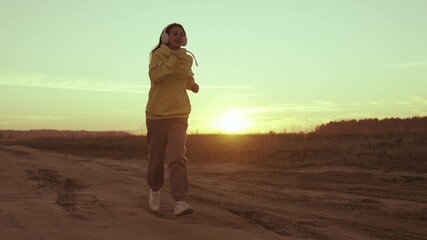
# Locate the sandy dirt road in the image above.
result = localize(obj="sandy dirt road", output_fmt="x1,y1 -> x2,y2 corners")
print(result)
0,146 -> 282,240
1,145 -> 427,240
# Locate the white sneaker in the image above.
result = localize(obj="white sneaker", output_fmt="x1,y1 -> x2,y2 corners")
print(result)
149,189 -> 160,212
174,201 -> 194,216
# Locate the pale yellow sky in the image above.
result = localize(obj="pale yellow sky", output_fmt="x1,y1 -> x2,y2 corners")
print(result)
1,0 -> 426,134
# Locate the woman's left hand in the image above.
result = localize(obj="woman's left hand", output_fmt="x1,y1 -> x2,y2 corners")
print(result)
191,84 -> 199,93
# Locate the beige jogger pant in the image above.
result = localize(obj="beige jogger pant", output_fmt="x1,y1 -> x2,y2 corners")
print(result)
146,118 -> 189,201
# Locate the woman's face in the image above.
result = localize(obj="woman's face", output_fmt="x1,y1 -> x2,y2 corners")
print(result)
168,26 -> 186,50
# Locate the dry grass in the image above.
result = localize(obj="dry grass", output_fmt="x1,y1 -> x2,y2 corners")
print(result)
0,135 -> 146,160
187,133 -> 427,172
2,132 -> 426,173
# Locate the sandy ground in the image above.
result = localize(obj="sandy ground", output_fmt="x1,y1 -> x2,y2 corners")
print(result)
1,145 -> 427,240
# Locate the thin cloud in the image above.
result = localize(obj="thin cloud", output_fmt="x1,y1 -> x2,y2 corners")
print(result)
238,101 -> 342,115
0,72 -> 150,94
0,72 -> 252,93
228,98 -> 425,118
201,85 -> 253,89
217,94 -> 263,99
0,115 -> 67,125
411,96 -> 427,103
391,60 -> 427,68
396,96 -> 427,105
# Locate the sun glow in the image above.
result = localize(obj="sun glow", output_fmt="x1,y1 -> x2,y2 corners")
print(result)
216,109 -> 249,133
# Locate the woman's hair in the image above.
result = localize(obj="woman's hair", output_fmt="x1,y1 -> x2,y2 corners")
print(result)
150,23 -> 186,56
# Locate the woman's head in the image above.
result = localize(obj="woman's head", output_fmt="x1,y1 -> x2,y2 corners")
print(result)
161,23 -> 187,48
151,23 -> 187,54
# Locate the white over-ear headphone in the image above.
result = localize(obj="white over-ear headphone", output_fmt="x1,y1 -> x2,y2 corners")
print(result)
161,25 -> 187,46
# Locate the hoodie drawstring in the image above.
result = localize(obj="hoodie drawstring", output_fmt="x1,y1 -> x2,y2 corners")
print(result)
186,50 -> 198,67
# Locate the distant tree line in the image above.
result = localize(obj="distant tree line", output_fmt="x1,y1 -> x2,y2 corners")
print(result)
314,116 -> 427,135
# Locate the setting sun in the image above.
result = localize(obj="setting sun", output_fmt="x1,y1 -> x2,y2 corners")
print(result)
216,109 -> 249,133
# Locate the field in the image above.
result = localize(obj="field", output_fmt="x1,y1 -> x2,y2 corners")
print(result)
1,132 -> 426,239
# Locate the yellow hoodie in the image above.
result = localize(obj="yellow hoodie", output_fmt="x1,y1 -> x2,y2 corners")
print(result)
145,44 -> 196,119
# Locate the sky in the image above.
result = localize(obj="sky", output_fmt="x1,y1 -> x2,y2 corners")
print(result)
1,0 -> 426,134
